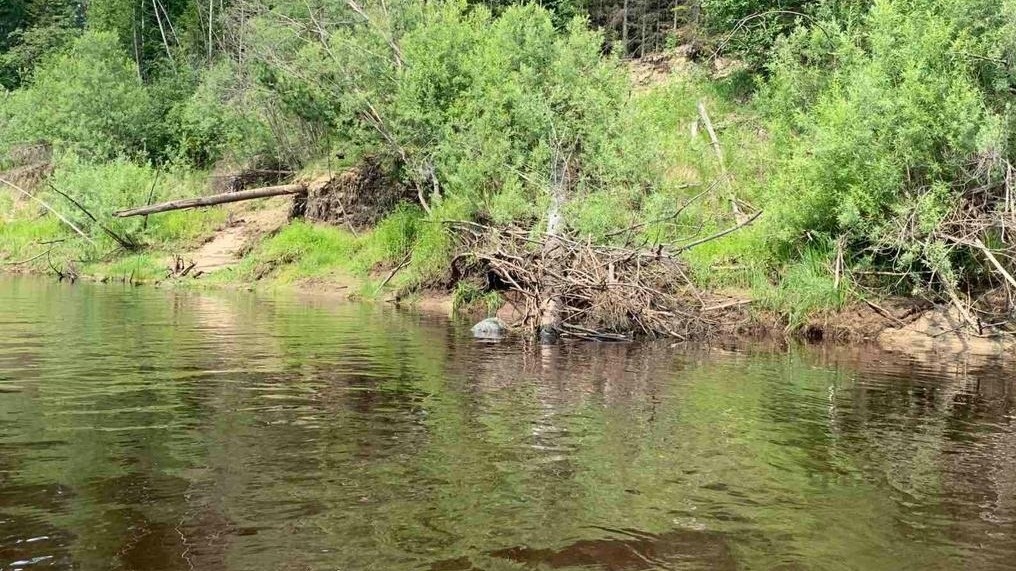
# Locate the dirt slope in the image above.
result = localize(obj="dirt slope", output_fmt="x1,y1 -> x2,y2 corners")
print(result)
184,198 -> 290,274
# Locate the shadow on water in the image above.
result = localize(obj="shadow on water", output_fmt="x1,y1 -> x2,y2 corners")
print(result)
1,276 -> 1016,570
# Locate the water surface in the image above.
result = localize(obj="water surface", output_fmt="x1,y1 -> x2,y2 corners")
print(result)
1,276 -> 1015,570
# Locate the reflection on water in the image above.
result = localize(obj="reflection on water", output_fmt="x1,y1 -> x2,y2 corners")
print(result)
1,276 -> 1015,570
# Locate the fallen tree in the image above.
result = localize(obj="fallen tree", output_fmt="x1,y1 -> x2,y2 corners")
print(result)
113,184 -> 307,217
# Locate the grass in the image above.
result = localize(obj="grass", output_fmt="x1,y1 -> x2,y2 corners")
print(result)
750,247 -> 850,330
218,194 -> 473,300
0,211 -> 66,268
84,253 -> 166,283
452,282 -> 503,316
233,221 -> 363,283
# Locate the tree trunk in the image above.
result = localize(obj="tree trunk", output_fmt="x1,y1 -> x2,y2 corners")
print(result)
621,0 -> 629,57
538,148 -> 570,344
113,184 -> 306,217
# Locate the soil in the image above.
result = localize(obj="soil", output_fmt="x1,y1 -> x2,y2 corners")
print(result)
801,298 -> 928,343
796,298 -> 1016,360
182,198 -> 292,274
301,157 -> 414,230
877,306 -> 1016,358
403,290 -> 455,315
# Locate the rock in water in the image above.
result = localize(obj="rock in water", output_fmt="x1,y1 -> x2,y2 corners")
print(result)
472,317 -> 508,339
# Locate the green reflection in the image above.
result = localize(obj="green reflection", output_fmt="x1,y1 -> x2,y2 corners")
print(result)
0,277 -> 1013,570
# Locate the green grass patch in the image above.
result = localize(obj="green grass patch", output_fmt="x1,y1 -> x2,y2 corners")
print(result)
750,246 -> 850,331
149,208 -> 229,247
0,214 -> 66,265
84,253 -> 166,284
226,197 -> 471,296
452,282 -> 503,316
234,221 -> 363,283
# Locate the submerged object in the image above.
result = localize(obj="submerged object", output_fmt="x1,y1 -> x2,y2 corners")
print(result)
472,317 -> 508,339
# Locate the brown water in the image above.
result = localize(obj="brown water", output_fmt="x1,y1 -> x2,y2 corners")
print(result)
1,276 -> 1015,570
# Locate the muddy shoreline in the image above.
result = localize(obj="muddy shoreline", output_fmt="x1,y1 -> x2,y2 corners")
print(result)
6,260 -> 1014,363
3,180 -> 1014,360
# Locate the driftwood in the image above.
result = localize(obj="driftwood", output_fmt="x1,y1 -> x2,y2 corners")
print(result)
538,148 -> 571,344
113,184 -> 307,217
167,255 -> 198,278
696,101 -> 745,221
2,248 -> 52,266
376,253 -> 411,293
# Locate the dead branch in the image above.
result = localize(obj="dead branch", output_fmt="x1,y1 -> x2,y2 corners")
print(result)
48,183 -> 138,251
448,220 -> 749,341
676,210 -> 762,252
114,184 -> 306,217
2,248 -> 52,266
603,183 -> 716,240
0,176 -> 97,246
943,234 -> 1016,291
345,0 -> 404,68
377,253 -> 412,292
697,101 -> 744,221
142,169 -> 161,231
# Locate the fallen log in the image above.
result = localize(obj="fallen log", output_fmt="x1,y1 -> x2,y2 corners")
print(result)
113,184 -> 307,218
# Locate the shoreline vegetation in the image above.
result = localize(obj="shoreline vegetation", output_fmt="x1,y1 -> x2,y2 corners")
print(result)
3,0 -> 1016,355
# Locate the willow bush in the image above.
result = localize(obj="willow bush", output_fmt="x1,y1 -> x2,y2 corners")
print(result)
754,0 -> 1016,291
0,32 -> 152,160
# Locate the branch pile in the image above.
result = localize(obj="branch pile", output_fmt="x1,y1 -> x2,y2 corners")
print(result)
447,221 -> 755,342
933,158 -> 1016,332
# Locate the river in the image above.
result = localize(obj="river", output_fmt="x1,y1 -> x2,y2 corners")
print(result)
1,276 -> 1015,570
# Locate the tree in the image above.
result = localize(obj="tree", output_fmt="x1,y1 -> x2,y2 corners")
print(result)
1,31 -> 152,159
0,0 -> 83,88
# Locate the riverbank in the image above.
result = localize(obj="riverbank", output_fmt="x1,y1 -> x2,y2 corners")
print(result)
5,183 -> 1015,360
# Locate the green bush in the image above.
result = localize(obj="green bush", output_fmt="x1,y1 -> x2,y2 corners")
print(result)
167,61 -> 275,167
755,0 -> 1011,287
45,155 -> 224,250
249,0 -> 635,210
0,31 -> 152,160
700,0 -> 812,67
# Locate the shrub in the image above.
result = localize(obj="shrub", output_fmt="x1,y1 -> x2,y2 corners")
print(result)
248,0 -> 634,212
46,155 -> 224,250
754,0 -> 1011,288
0,31 -> 152,160
167,61 -> 275,167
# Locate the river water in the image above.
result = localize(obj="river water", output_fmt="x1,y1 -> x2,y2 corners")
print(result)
1,276 -> 1015,570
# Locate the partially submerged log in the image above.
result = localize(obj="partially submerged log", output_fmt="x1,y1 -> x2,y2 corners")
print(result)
113,184 -> 307,218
